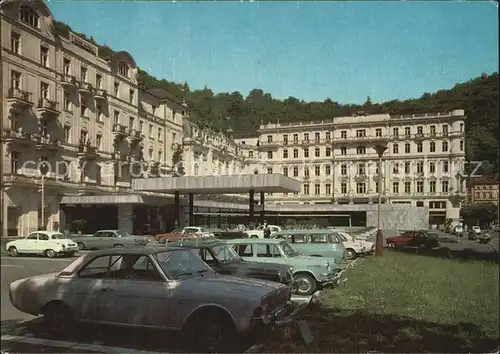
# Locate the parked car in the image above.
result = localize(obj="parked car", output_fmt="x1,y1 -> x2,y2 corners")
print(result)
6,231 -> 78,258
335,231 -> 374,259
212,230 -> 249,240
386,231 -> 440,250
245,225 -> 282,239
271,229 -> 347,263
9,247 -> 293,352
72,230 -> 148,250
155,227 -> 215,243
227,238 -> 343,296
155,230 -> 193,244
167,238 -> 295,290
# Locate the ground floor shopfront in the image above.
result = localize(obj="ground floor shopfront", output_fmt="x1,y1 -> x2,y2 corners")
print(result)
3,190 -> 439,237
2,173 -> 453,236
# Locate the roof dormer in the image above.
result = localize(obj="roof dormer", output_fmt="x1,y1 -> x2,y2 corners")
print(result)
109,51 -> 138,83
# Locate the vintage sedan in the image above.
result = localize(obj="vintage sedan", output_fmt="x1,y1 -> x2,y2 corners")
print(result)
6,231 -> 78,258
228,239 -> 343,296
155,227 -> 216,243
168,238 -> 295,290
386,230 -> 440,250
72,230 -> 148,250
9,247 -> 293,352
272,229 -> 346,262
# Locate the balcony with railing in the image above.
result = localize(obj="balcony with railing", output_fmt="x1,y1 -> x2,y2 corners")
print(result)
7,88 -> 33,108
77,140 -> 98,160
94,88 -> 108,101
60,74 -> 77,87
35,135 -> 60,151
77,81 -> 94,95
2,130 -> 36,149
112,123 -> 128,138
127,128 -> 144,149
335,134 -> 388,144
37,98 -> 60,117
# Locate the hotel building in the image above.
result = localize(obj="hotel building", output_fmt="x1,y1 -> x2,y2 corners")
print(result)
235,110 -> 468,224
0,0 -> 194,236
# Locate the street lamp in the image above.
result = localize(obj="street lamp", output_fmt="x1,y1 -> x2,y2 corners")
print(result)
40,161 -> 49,230
374,142 -> 388,256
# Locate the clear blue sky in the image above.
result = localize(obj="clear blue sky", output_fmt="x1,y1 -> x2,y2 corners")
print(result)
47,1 -> 498,104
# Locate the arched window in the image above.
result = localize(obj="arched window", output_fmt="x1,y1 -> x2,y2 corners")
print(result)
19,6 -> 39,28
118,62 -> 128,77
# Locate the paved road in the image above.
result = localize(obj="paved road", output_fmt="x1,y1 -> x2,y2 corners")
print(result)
1,252 -> 313,353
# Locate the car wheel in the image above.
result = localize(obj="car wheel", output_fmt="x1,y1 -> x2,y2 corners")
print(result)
9,246 -> 19,257
293,273 -> 317,296
185,308 -> 237,352
42,302 -> 74,335
113,244 -> 124,248
345,248 -> 357,260
45,249 -> 57,258
77,242 -> 86,250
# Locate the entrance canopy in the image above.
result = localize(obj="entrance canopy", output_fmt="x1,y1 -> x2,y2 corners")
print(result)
131,174 -> 302,194
60,194 -> 173,205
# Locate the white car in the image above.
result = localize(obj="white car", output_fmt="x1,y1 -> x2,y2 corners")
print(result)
335,231 -> 367,259
6,231 -> 79,258
471,226 -> 481,234
245,225 -> 282,238
181,227 -> 215,238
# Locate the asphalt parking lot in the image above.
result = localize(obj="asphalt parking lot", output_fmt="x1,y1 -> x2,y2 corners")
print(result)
0,252 -> 314,353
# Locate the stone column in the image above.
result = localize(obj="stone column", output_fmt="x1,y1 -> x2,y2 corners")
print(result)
117,204 -> 133,233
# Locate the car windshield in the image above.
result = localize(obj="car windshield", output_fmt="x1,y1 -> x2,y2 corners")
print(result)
50,233 -> 65,239
116,230 -> 131,238
184,228 -> 200,234
154,249 -> 211,280
337,233 -> 348,241
211,244 -> 241,264
279,241 -> 299,257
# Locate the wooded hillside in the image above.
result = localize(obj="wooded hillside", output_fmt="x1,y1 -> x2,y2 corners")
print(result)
53,20 -> 500,176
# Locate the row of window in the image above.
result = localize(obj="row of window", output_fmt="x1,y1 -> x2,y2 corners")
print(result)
263,160 -> 455,177
264,124 -> 464,144
289,180 -> 453,196
260,139 -> 463,159
11,64 -> 134,104
11,22 -> 131,82
474,192 -> 498,200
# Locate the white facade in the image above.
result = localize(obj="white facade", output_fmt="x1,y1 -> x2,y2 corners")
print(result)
1,0 -> 185,236
234,110 -> 468,221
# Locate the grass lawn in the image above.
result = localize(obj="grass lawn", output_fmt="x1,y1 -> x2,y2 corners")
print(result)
262,251 -> 499,353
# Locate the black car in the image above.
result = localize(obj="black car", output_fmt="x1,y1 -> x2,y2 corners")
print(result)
167,238 -> 295,289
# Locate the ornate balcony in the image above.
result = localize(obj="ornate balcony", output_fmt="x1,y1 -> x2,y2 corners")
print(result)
77,81 -> 94,95
2,130 -> 36,151
127,129 -> 144,149
60,74 -> 77,88
94,88 -> 108,101
7,88 -> 33,109
37,98 -> 60,118
77,140 -> 98,160
112,124 -> 127,137
35,135 -> 60,152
